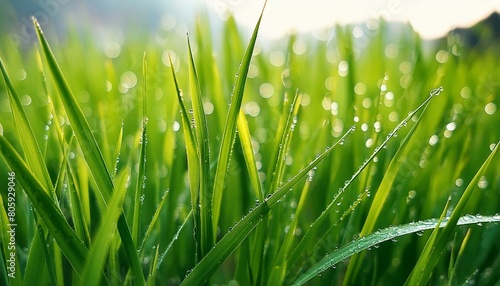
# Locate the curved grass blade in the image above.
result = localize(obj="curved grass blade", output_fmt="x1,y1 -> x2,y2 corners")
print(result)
292,214 -> 500,286
33,18 -> 144,285
187,35 -> 213,256
22,228 -> 49,286
0,135 -> 88,274
287,88 -> 442,270
405,141 -> 499,286
78,167 -> 130,286
268,176 -> 312,285
180,127 -> 354,285
211,0 -> 268,238
343,87 -> 443,283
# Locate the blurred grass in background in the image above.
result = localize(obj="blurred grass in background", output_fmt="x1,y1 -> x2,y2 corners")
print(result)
0,2 -> 499,285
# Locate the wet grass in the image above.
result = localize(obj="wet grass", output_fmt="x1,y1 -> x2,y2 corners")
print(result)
1,3 -> 500,286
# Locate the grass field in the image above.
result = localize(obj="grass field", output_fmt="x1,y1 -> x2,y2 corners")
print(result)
1,3 -> 500,285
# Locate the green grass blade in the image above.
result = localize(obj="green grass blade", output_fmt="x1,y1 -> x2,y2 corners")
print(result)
33,18 -> 145,285
139,188 -> 170,252
78,167 -> 130,286
211,0 -> 267,238
132,52 -> 148,244
268,177 -> 312,285
405,141 -> 500,286
0,134 -> 88,274
287,88 -> 442,271
237,109 -> 264,201
187,35 -> 213,256
23,229 -> 49,286
33,17 -> 112,202
343,87 -> 443,283
146,244 -> 160,286
180,127 -> 354,285
292,215 -> 500,286
168,55 -> 201,257
111,122 -> 123,179
67,154 -> 92,246
269,90 -> 302,194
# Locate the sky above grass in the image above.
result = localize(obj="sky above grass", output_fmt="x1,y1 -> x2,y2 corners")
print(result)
205,0 -> 500,39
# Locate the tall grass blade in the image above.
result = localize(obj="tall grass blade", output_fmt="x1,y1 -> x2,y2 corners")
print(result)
211,0 -> 267,237
132,52 -> 148,244
292,215 -> 500,286
22,229 -> 48,286
180,127 -> 354,285
168,56 -> 201,258
344,87 -> 443,283
139,188 -> 170,252
146,244 -> 160,286
32,18 -> 145,285
268,177 -> 312,285
187,35 -> 213,256
157,210 -> 194,269
237,110 -> 264,201
404,141 -> 500,286
288,89 -> 441,271
0,135 -> 88,274
0,195 -> 23,286
269,90 -> 302,194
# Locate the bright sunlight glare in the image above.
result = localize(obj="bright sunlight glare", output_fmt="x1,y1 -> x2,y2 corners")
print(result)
206,0 -> 500,39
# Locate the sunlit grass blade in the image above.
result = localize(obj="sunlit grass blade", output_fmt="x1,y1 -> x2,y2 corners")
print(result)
187,35 -> 213,256
78,167 -> 130,286
237,109 -> 264,201
344,87 -> 443,282
146,244 -> 160,286
292,214 -> 500,286
211,0 -> 267,238
405,141 -> 499,286
0,134 -> 88,274
33,18 -> 144,285
180,127 -> 354,285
